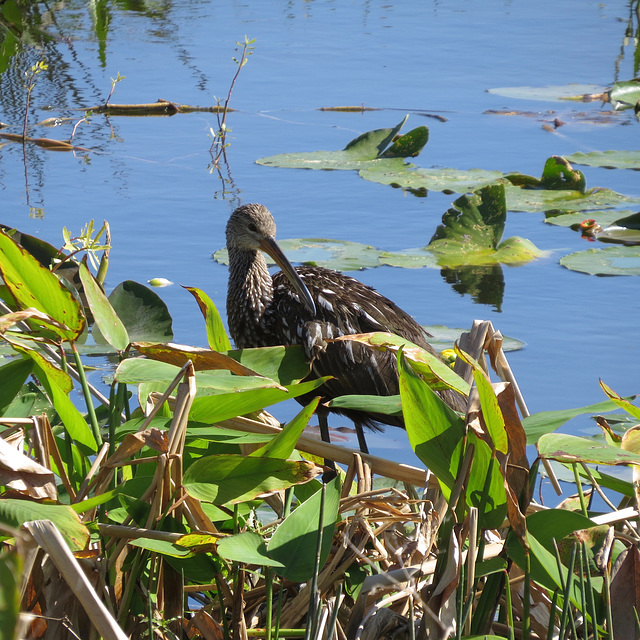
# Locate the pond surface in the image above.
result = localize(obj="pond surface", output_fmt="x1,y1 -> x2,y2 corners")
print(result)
1,0 -> 639,479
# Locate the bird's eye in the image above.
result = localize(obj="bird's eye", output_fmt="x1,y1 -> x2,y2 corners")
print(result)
248,223 -> 258,232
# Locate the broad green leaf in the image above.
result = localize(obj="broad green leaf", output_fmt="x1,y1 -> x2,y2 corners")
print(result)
12,344 -> 73,394
379,125 -> 429,158
522,398 -> 630,445
132,342 -> 261,378
456,348 -> 507,454
184,286 -> 232,352
538,156 -> 586,192
466,432 -> 507,529
343,115 -> 408,158
94,280 -> 173,344
128,537 -> 193,558
378,248 -> 439,269
114,357 -> 281,392
360,165 -> 504,194
78,264 -> 129,351
506,510 -> 599,605
163,554 -> 223,584
256,116 -> 419,170
560,245 -> 640,276
0,231 -> 85,341
609,80 -> 640,110
432,184 -> 506,248
0,225 -> 60,267
267,476 -> 340,582
183,455 -> 321,505
591,225 -> 640,246
188,377 -> 329,424
0,499 -> 89,551
504,182 -> 639,213
217,531 -> 285,567
427,183 -> 546,266
250,397 -> 320,459
2,389 -> 37,419
0,548 -> 20,640
328,394 -> 402,416
566,150 -> 640,171
0,358 -> 32,415
278,238 -> 384,270
487,83 -> 605,101
538,433 -> 640,465
599,380 -> 640,420
223,345 -> 312,385
398,350 -> 466,496
544,208 -> 631,229
576,465 -> 634,498
26,351 -> 98,453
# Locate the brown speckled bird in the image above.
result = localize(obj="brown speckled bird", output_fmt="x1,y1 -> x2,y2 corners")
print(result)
226,203 -> 465,452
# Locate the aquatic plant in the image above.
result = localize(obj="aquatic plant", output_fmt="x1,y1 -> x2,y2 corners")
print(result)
0,211 -> 637,639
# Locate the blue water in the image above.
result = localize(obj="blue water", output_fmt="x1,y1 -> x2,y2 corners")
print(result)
0,0 -> 639,476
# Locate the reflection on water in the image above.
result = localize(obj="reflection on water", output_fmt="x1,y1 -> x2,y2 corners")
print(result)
441,265 -> 506,311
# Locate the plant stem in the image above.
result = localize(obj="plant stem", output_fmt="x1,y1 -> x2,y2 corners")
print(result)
572,463 -> 589,518
264,568 -> 272,640
71,341 -> 102,446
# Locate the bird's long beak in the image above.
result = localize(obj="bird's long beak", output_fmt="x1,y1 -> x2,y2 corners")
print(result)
259,236 -> 317,315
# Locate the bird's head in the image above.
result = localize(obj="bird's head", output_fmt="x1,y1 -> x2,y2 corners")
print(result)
226,203 -> 277,251
226,204 -> 317,315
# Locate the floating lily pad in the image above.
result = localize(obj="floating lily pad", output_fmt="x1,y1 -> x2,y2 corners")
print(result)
544,209 -> 633,228
608,80 -> 640,111
423,325 -> 525,352
426,184 -> 546,266
256,116 -> 429,171
487,83 -> 605,102
215,239 -> 384,271
217,185 -> 544,276
379,248 -> 439,269
504,183 -> 638,213
546,210 -> 640,245
592,226 -> 640,246
359,165 -> 504,194
560,245 -> 640,276
565,150 -> 640,170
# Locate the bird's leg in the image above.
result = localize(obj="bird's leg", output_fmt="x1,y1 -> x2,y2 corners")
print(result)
355,422 -> 370,455
317,409 -> 337,478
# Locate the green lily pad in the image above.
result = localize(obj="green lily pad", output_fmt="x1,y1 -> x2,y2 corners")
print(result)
560,245 -> 640,276
277,238 -> 384,270
566,150 -> 640,171
487,83 -> 605,102
256,116 -> 429,171
593,226 -> 640,246
379,247 -> 439,269
423,325 -> 525,352
544,209 -> 633,228
215,238 -> 384,271
359,165 -> 504,194
538,156 -> 586,192
609,80 -> 640,111
427,184 -> 546,266
504,183 -> 638,213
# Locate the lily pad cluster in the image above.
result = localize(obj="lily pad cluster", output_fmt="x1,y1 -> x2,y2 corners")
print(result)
256,116 -> 640,279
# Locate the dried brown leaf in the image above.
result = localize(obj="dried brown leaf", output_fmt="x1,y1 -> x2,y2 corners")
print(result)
0,436 -> 56,500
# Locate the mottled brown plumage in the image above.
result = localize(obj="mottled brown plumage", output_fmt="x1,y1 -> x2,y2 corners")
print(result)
226,203 -> 465,451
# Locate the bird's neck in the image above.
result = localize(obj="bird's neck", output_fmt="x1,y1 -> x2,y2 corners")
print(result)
227,247 -> 274,346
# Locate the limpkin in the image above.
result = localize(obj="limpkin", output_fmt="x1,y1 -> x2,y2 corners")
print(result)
225,203 -> 465,453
